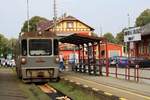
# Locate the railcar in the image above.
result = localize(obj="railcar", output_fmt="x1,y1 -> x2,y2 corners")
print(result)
15,31 -> 59,82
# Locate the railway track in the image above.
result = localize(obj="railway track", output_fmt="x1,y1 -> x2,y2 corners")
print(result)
37,83 -> 72,100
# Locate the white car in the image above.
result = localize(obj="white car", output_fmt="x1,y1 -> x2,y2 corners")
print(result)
10,59 -> 16,67
1,58 -> 6,67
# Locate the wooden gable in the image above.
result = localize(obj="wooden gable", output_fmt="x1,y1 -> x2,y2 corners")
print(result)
46,16 -> 94,35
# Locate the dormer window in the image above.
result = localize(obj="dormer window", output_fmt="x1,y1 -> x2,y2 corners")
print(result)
67,22 -> 73,28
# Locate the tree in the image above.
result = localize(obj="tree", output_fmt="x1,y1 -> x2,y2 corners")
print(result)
7,38 -> 17,49
7,38 -> 17,58
115,32 -> 124,44
0,33 -> 17,58
0,33 -> 9,58
21,16 -> 49,32
103,32 -> 116,43
136,9 -> 150,27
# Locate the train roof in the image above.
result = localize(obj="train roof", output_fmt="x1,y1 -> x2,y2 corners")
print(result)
19,31 -> 56,39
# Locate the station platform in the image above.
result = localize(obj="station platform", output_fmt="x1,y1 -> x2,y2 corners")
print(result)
61,71 -> 150,100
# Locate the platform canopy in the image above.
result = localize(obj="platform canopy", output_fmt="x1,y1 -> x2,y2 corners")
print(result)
59,33 -> 106,45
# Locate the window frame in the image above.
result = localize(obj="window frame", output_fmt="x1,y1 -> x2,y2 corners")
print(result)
28,39 -> 52,56
67,21 -> 74,29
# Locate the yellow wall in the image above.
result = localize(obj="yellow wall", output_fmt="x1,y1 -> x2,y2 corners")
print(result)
49,20 -> 92,34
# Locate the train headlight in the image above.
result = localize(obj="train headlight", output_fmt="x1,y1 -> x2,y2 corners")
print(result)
38,31 -> 42,36
21,57 -> 26,64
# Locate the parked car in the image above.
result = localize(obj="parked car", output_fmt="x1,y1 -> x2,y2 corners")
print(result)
139,59 -> 150,68
9,59 -> 16,67
129,57 -> 150,68
0,58 -> 6,67
128,57 -> 143,67
109,56 -> 129,67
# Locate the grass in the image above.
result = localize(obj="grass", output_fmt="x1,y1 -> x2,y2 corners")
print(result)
49,81 -> 99,100
19,83 -> 50,100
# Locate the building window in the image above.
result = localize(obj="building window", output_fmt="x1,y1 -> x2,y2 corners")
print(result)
67,22 -> 73,28
138,43 -> 143,55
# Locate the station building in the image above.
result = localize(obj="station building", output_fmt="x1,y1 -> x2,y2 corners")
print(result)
96,43 -> 123,59
37,14 -> 94,59
37,14 -> 94,36
37,14 -> 124,60
136,23 -> 150,58
124,23 -> 150,59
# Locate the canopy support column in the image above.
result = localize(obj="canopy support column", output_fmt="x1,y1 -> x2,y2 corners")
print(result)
82,44 -> 85,63
98,41 -> 102,75
105,41 -> 109,77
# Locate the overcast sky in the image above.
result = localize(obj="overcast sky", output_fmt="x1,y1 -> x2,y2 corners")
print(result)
0,0 -> 150,38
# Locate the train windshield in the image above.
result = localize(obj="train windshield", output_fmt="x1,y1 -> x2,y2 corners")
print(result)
29,39 -> 52,56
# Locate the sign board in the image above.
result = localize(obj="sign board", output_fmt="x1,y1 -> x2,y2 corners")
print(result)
124,27 -> 141,42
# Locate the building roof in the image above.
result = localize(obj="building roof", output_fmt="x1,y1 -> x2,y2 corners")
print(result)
59,33 -> 106,45
37,20 -> 53,31
37,15 -> 94,31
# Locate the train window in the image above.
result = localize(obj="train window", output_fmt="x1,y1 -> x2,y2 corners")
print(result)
21,39 -> 27,56
54,39 -> 58,55
29,39 -> 52,56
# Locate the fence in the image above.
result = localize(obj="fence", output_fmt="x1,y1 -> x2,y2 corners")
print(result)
64,59 -> 150,84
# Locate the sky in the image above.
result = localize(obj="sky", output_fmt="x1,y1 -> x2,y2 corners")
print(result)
0,0 -> 150,38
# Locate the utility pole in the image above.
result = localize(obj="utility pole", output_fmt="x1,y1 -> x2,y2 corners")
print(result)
27,0 -> 30,32
127,13 -> 130,57
53,0 -> 57,33
100,25 -> 103,37
127,13 -> 130,28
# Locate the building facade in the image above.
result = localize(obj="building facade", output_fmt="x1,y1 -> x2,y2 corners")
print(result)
135,23 -> 150,58
37,15 -> 124,60
96,43 -> 123,59
37,15 -> 94,60
37,15 -> 94,36
124,23 -> 150,58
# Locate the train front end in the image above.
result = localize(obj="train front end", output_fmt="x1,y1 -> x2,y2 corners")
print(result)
16,32 -> 60,83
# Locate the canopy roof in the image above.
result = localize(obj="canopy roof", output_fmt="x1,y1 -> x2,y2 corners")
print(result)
59,33 -> 106,45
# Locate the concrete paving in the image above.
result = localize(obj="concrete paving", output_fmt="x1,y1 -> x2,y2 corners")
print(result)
61,71 -> 150,100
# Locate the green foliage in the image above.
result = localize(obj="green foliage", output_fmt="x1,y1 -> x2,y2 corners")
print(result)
136,9 -> 150,27
0,34 -> 8,57
0,33 -> 17,58
49,81 -> 99,100
21,16 -> 49,32
7,38 -> 17,50
115,32 -> 124,44
103,32 -> 116,43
